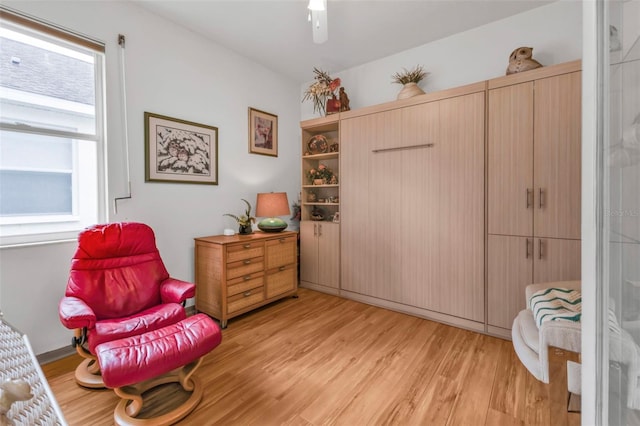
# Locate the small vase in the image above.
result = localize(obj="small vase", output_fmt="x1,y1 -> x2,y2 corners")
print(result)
397,82 -> 425,100
326,95 -> 341,115
238,224 -> 253,235
313,178 -> 324,186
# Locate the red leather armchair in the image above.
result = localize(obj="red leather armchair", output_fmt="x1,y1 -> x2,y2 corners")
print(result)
58,222 -> 195,388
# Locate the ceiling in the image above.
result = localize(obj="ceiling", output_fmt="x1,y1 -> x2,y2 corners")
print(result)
133,0 -> 554,84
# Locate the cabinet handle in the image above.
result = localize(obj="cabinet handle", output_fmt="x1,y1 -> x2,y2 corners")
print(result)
313,224 -> 317,236
538,188 -> 545,209
243,291 -> 252,297
243,275 -> 252,281
526,188 -> 532,208
243,244 -> 251,249
538,239 -> 544,260
243,259 -> 251,265
318,224 -> 322,237
372,143 -> 434,153
525,238 -> 532,259
279,266 -> 286,271
279,238 -> 286,243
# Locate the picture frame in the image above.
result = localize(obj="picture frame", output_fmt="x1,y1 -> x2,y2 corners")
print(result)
248,107 -> 278,157
333,211 -> 340,223
145,112 -> 218,185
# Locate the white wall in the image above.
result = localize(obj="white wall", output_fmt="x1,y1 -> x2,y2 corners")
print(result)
0,0 -> 301,355
301,1 -> 583,120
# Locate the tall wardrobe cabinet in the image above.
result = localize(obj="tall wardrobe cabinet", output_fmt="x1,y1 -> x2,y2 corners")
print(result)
340,84 -> 486,326
487,61 -> 582,335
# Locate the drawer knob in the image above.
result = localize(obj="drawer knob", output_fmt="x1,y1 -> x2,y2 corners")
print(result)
243,244 -> 251,249
243,291 -> 252,297
279,238 -> 286,243
243,259 -> 251,265
243,275 -> 252,281
279,266 -> 286,271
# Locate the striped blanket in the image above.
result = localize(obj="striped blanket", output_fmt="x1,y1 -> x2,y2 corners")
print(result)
529,287 -> 582,328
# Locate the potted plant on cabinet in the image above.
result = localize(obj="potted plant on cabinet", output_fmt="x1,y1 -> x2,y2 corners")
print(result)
392,65 -> 428,100
223,199 -> 255,235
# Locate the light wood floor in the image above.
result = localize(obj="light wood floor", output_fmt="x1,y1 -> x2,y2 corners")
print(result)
42,288 -> 580,425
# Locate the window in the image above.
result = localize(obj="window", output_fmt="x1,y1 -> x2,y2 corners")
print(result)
0,10 -> 106,246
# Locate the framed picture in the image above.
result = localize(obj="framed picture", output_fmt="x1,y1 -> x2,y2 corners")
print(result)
248,107 -> 278,157
333,211 -> 340,223
145,112 -> 218,185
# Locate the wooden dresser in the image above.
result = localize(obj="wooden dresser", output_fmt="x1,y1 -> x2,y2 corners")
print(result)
194,231 -> 298,328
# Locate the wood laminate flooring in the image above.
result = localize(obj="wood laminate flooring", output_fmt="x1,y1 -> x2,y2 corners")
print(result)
42,288 -> 580,425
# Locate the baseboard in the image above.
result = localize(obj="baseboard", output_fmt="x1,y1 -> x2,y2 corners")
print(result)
339,289 -> 485,334
299,281 -> 340,296
486,325 -> 512,340
37,345 -> 76,365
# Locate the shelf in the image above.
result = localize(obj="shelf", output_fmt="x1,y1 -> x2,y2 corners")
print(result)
302,184 -> 339,188
302,152 -> 339,160
303,202 -> 339,206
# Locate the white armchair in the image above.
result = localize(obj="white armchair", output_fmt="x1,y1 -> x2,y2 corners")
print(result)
511,280 -> 582,383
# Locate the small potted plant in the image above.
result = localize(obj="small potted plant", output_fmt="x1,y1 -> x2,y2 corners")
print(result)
392,65 -> 428,100
223,199 -> 255,235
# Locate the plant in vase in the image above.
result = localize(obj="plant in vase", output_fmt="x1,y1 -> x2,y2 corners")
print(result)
223,199 -> 255,235
302,67 -> 341,116
306,163 -> 336,185
392,65 -> 428,100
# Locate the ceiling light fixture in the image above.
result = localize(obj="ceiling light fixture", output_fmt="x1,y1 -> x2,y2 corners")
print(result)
308,0 -> 328,44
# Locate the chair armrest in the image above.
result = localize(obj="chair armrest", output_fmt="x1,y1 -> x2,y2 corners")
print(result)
539,320 -> 582,353
160,278 -> 196,304
58,296 -> 96,330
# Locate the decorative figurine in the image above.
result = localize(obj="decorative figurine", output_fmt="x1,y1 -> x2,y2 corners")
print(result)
0,379 -> 32,426
339,87 -> 350,112
506,47 -> 543,75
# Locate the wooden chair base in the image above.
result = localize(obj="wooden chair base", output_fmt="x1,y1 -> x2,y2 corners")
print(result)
112,358 -> 203,426
74,358 -> 105,389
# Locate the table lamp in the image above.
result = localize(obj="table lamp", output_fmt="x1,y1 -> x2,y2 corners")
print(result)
255,192 -> 290,232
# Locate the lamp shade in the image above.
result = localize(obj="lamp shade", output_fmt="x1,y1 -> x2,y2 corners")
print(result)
255,192 -> 290,232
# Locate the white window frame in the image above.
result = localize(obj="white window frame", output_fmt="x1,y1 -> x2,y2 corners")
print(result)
0,9 -> 107,247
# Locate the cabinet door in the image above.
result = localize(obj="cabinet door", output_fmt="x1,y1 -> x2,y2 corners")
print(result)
317,222 -> 340,289
299,221 -> 319,284
430,93 -> 485,321
265,236 -> 296,269
488,82 -> 534,236
340,111 -> 401,296
533,238 -> 581,283
488,235 -> 533,329
534,72 -> 582,239
266,265 -> 297,299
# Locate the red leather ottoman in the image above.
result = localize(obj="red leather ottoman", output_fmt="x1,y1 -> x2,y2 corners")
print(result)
96,314 -> 222,426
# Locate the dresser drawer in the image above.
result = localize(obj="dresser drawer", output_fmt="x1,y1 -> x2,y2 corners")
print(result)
227,286 -> 264,314
265,235 -> 297,269
227,241 -> 265,263
226,257 -> 264,280
266,264 -> 297,299
228,273 -> 264,297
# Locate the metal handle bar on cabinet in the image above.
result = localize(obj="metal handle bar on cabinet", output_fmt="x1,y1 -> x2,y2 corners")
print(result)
372,143 -> 434,153
538,239 -> 544,260
526,188 -> 532,208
